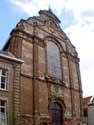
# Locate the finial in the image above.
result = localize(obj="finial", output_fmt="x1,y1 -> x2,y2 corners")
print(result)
48,5 -> 52,12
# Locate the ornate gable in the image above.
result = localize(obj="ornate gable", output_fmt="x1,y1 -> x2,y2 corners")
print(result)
3,9 -> 77,58
16,9 -> 67,42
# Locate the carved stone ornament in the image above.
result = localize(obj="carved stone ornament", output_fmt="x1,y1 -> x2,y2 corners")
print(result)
51,84 -> 63,98
40,116 -> 50,125
48,21 -> 57,33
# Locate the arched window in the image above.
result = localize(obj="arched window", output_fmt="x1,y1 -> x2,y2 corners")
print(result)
51,102 -> 63,125
47,42 -> 62,79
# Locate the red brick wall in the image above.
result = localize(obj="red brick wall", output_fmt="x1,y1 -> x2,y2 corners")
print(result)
64,88 -> 72,113
73,91 -> 80,118
6,36 -> 22,58
71,61 -> 79,89
21,40 -> 33,76
20,76 -> 33,114
39,81 -> 49,115
38,46 -> 46,79
62,57 -> 70,86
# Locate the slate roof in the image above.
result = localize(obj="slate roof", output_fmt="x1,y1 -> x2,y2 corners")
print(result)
0,50 -> 15,57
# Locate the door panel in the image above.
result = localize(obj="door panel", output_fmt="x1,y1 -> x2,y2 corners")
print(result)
52,102 -> 63,125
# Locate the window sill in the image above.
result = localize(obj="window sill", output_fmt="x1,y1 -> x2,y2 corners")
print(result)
0,89 -> 8,92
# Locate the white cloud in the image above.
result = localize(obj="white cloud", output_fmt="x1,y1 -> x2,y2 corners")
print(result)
10,0 -> 50,16
10,0 -> 94,97
10,0 -> 94,18
65,14 -> 94,97
65,24 -> 94,97
82,68 -> 94,97
10,0 -> 67,16
64,0 -> 94,21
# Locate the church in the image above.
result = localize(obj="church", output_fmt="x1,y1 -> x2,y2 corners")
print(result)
0,9 -> 83,125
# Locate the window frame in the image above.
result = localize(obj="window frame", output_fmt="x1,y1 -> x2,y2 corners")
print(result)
0,68 -> 8,90
46,41 -> 62,80
0,100 -> 7,125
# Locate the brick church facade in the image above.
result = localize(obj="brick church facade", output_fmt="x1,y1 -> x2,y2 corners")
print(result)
0,9 -> 82,125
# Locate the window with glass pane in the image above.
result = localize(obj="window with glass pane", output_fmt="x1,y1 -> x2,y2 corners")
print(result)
47,42 -> 62,79
0,69 -> 7,89
0,100 -> 6,125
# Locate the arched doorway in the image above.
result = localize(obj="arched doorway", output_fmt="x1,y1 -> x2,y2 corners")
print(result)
51,102 -> 63,125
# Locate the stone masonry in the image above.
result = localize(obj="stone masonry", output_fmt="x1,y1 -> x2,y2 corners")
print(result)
1,9 -> 83,125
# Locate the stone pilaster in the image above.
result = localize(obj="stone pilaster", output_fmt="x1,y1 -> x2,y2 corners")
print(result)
13,64 -> 21,125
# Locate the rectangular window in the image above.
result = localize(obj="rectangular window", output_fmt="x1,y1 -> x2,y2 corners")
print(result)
0,68 -> 7,90
0,100 -> 7,125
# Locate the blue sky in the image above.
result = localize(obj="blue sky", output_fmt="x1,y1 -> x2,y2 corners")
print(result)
0,0 -> 94,97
